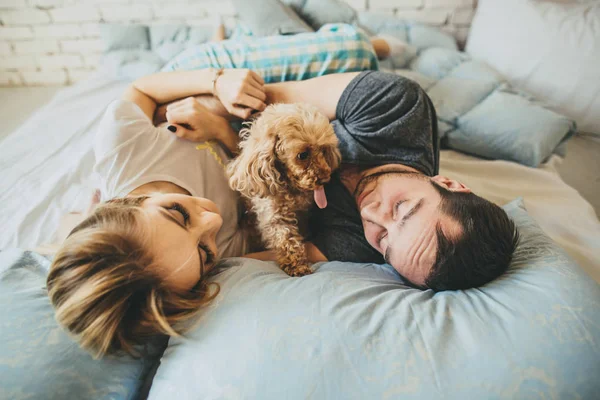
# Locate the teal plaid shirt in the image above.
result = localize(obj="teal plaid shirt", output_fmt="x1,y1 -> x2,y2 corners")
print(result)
162,23 -> 379,83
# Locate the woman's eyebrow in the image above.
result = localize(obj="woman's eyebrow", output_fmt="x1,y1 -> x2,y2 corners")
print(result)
158,208 -> 187,230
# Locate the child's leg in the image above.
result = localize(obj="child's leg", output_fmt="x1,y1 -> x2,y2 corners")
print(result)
161,23 -> 379,83
370,35 -> 418,69
212,23 -> 226,42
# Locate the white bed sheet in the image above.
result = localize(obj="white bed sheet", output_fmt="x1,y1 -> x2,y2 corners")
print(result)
1,76 -> 598,282
0,75 -> 129,250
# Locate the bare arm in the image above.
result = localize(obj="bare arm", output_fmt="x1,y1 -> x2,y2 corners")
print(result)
124,69 -> 219,121
122,68 -> 266,154
153,72 -> 361,125
244,242 -> 327,263
265,72 -> 361,120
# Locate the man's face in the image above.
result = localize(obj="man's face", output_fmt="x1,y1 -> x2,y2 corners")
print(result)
356,170 -> 469,287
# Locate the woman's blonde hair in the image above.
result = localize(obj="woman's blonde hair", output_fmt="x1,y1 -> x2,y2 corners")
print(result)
46,196 -> 219,359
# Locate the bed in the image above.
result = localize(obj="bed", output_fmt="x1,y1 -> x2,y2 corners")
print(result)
1,0 -> 599,399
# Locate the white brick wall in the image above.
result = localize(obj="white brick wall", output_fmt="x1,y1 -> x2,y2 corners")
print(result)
0,0 -> 476,87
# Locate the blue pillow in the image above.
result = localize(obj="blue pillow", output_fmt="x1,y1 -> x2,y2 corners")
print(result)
148,199 -> 600,399
100,23 -> 150,52
231,0 -> 314,37
0,250 -> 165,400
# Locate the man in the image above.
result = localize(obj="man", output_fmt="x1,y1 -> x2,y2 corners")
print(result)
163,70 -> 519,291
261,71 -> 519,291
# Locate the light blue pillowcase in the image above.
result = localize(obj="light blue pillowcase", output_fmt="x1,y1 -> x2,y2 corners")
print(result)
0,250 -> 165,400
231,0 -> 314,37
99,23 -> 150,52
149,199 -> 600,399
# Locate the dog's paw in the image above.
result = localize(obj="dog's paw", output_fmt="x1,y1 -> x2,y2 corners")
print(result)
282,263 -> 313,277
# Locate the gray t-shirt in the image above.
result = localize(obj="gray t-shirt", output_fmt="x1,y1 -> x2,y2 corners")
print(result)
309,71 -> 440,263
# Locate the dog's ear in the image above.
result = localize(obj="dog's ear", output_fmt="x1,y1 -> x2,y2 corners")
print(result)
226,123 -> 283,198
324,144 -> 342,171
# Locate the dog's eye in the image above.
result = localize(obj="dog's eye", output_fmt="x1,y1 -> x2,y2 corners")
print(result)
297,150 -> 310,160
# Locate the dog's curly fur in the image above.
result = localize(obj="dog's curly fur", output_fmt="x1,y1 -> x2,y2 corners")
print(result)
227,103 -> 341,276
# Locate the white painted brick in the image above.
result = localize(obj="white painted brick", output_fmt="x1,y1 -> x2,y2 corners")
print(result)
0,42 -> 12,55
370,0 -> 422,9
368,9 -> 397,16
0,71 -> 22,86
0,9 -> 51,24
184,18 -> 214,27
201,0 -> 235,16
451,8 -> 474,26
146,18 -> 184,25
99,4 -> 153,21
83,53 -> 101,67
21,69 -> 68,85
152,2 -> 207,19
60,38 -> 104,53
38,54 -> 83,68
50,6 -> 101,23
33,24 -> 83,38
68,68 -> 95,83
425,0 -> 473,8
396,9 -> 449,25
0,0 -> 28,8
0,54 -> 36,69
79,0 -> 131,4
14,40 -> 59,54
30,0 -> 79,7
0,26 -> 33,39
80,23 -> 101,37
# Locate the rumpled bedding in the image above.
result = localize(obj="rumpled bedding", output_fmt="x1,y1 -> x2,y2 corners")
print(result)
100,9 -> 575,167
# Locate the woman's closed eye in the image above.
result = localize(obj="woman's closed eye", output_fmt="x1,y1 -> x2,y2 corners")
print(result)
167,202 -> 190,225
198,242 -> 215,268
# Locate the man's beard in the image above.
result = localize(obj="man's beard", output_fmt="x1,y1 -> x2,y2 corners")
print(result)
353,170 -> 425,200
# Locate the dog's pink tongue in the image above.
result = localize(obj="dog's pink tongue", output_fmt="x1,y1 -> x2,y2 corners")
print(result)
314,186 -> 327,209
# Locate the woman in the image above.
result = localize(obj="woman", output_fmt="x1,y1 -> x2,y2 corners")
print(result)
46,25 -> 409,358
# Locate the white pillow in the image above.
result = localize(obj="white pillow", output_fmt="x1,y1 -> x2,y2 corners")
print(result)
466,0 -> 600,134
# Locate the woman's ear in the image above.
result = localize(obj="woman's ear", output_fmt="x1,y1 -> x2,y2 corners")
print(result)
226,124 -> 282,198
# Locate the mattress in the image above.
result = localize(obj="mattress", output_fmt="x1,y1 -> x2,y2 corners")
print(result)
0,75 -> 598,283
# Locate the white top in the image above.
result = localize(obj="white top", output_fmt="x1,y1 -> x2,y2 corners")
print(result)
93,100 -> 247,258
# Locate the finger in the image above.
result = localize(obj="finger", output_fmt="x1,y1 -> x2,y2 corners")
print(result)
243,84 -> 267,102
246,74 -> 265,92
166,97 -> 189,112
166,123 -> 195,141
249,70 -> 265,86
165,108 -> 189,125
236,94 -> 267,112
231,106 -> 252,120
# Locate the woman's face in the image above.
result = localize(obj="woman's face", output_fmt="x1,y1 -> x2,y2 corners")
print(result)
137,193 -> 223,291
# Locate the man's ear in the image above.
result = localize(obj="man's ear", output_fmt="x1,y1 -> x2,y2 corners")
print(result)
431,175 -> 472,193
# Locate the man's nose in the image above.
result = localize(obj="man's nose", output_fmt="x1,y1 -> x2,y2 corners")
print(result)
360,201 -> 391,226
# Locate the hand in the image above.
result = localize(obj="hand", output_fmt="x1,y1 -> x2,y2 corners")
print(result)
214,69 -> 267,119
165,97 -> 226,142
